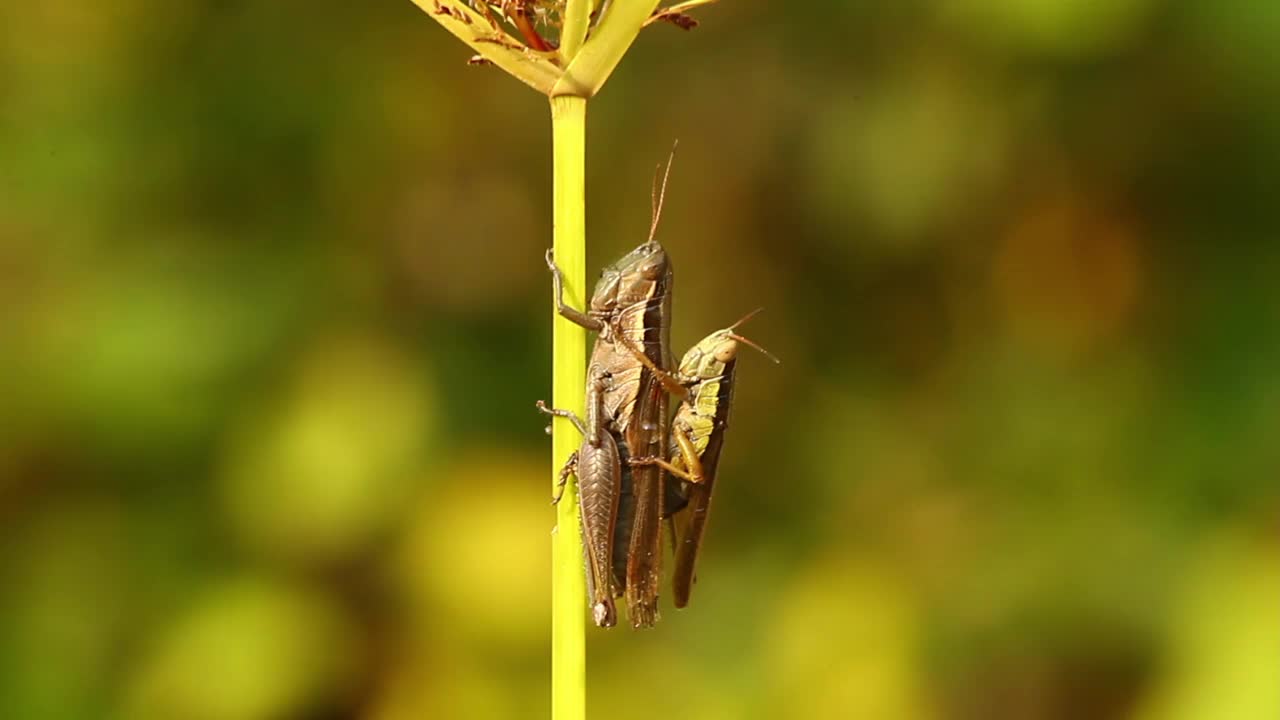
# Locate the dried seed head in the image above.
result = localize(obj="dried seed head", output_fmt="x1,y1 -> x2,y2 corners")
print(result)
645,1 -> 719,31
656,12 -> 698,30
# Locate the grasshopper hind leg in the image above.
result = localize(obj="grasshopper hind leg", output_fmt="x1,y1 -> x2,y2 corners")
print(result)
551,451 -> 578,505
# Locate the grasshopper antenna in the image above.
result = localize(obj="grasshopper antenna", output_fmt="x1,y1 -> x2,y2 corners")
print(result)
727,306 -> 764,331
728,332 -> 781,364
726,307 -> 781,364
649,139 -> 678,244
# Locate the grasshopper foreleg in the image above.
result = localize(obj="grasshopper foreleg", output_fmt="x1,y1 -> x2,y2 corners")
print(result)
545,249 -> 604,332
535,399 -> 588,436
608,320 -> 689,400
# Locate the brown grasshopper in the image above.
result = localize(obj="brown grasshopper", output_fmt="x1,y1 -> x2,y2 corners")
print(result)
541,156 -> 677,628
616,309 -> 777,608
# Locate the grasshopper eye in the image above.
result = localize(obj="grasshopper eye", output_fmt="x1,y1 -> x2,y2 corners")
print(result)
713,340 -> 737,363
639,261 -> 662,280
591,272 -> 621,306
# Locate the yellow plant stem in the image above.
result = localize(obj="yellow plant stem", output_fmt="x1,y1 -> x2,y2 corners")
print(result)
559,0 -> 593,60
554,0 -> 661,96
549,93 -> 588,720
407,1 -> 721,716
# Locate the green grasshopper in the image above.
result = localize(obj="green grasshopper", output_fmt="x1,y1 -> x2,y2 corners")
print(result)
541,156 -> 677,628
616,309 -> 777,608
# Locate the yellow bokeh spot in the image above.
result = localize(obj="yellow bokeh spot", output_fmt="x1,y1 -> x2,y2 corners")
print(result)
394,448 -> 550,649
765,556 -> 935,720
221,331 -> 436,562
125,577 -> 355,720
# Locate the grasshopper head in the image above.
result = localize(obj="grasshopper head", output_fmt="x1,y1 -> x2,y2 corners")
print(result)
590,240 -> 670,312
678,330 -> 737,380
678,310 -> 779,379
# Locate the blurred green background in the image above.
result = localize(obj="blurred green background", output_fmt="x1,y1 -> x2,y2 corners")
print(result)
2,1 -> 1277,718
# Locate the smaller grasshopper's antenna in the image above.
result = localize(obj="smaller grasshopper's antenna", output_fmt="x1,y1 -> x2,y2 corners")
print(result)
725,308 -> 781,364
727,306 -> 765,332
648,139 -> 679,244
728,332 -> 781,364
